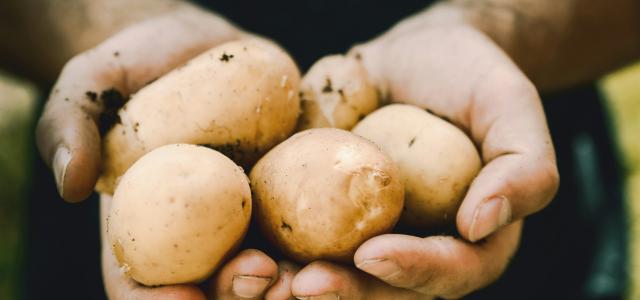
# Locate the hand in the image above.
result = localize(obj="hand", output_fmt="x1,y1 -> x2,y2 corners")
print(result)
292,222 -> 521,300
36,6 -> 299,299
35,4 -> 243,202
292,4 -> 558,298
101,194 -> 299,300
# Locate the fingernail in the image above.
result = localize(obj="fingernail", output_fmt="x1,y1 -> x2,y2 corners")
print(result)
53,147 -> 72,197
356,258 -> 400,279
232,275 -> 272,298
469,196 -> 512,242
296,293 -> 340,300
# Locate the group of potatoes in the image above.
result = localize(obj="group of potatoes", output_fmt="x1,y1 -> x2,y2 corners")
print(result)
101,39 -> 481,286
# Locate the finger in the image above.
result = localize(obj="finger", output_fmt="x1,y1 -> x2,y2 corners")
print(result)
209,249 -> 279,300
36,99 -> 102,202
100,194 -> 205,300
36,7 -> 242,202
264,261 -> 300,300
354,221 -> 522,299
291,261 -> 424,300
455,68 -> 559,241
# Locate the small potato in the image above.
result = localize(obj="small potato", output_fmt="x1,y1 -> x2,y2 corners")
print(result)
97,38 -> 300,194
352,104 -> 481,229
296,54 -> 379,131
250,128 -> 403,263
107,144 -> 251,286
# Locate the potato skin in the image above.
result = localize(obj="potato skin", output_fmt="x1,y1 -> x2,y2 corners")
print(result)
296,55 -> 379,131
352,104 -> 481,229
250,128 -> 403,263
107,144 -> 251,286
97,38 -> 300,194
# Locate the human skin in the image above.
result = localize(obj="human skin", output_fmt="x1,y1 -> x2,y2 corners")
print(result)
3,0 -> 639,298
4,1 -> 299,299
290,1 -> 639,298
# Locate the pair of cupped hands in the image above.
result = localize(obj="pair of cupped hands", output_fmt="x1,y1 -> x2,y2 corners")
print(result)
36,5 -> 559,300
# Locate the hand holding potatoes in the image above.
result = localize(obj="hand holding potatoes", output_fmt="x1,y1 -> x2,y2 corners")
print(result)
36,9 -> 302,299
36,3 -> 560,299
289,13 -> 558,300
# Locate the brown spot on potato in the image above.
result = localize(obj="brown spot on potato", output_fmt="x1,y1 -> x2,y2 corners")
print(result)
338,89 -> 346,102
219,52 -> 234,62
85,91 -> 97,102
112,241 -> 125,265
371,169 -> 391,187
322,78 -> 333,93
409,137 -> 416,147
281,219 -> 292,232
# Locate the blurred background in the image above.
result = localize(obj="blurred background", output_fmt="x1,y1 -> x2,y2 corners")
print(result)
1,1 -> 639,299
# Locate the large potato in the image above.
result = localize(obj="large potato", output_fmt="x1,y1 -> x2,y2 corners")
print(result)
97,38 -> 300,194
352,104 -> 481,229
250,128 -> 403,263
107,144 -> 251,286
296,55 -> 379,131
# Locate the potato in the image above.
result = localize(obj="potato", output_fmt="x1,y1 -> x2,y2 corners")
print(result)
250,128 -> 403,263
107,144 -> 251,286
352,104 -> 481,229
96,38 -> 300,194
296,54 -> 379,131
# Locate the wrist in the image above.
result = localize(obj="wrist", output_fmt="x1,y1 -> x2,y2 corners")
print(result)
448,0 -> 573,87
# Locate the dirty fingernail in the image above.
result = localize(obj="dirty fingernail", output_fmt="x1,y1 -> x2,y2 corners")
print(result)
232,275 -> 271,298
356,258 -> 400,279
469,196 -> 512,242
53,147 -> 71,197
